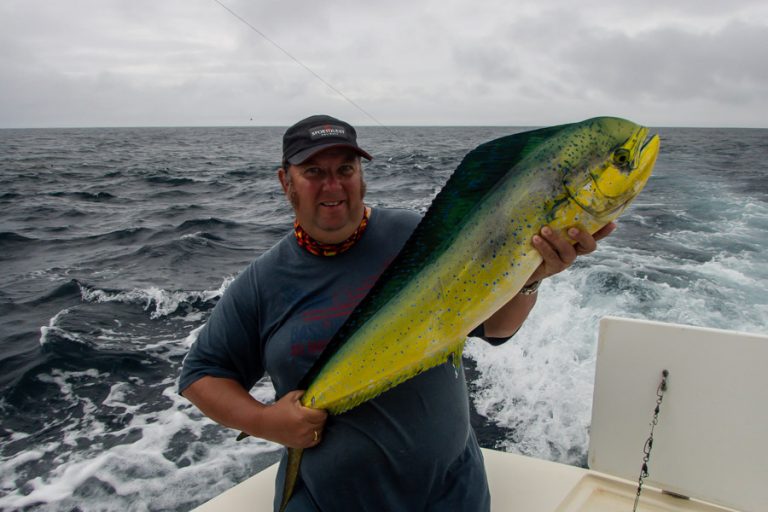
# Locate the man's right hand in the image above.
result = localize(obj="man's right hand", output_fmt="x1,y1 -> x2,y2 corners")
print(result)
181,376 -> 328,449
258,390 -> 328,448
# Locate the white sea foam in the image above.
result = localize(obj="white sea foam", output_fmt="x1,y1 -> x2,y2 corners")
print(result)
466,217 -> 768,466
38,308 -> 74,346
467,276 -> 600,465
0,370 -> 279,511
180,231 -> 205,240
9,292 -> 262,505
182,324 -> 205,349
78,276 -> 234,320
4,301 -> 280,511
0,449 -> 45,493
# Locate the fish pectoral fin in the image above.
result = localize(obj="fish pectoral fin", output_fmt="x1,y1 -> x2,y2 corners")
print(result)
449,342 -> 465,372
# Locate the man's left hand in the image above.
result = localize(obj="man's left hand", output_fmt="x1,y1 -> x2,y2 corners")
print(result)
527,222 -> 617,285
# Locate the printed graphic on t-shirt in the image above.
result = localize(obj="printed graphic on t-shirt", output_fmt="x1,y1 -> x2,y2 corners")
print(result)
288,260 -> 388,360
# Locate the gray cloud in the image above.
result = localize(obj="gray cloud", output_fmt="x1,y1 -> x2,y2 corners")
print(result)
0,0 -> 766,127
452,42 -> 521,82
560,21 -> 768,104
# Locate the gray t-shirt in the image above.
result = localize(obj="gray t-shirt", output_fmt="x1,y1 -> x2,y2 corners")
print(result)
180,207 -> 493,511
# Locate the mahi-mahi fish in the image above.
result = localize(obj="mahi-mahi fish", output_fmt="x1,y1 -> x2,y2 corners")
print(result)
243,116 -> 660,511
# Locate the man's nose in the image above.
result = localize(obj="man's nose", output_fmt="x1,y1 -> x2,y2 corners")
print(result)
321,171 -> 342,188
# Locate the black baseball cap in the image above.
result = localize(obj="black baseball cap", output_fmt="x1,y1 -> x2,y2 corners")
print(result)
282,114 -> 373,165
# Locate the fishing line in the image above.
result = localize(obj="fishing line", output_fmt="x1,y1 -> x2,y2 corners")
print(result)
212,0 -> 391,131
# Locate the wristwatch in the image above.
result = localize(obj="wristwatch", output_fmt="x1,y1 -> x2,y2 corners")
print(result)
519,280 -> 541,295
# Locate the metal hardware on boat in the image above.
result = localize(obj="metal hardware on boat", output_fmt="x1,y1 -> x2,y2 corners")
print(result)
633,369 -> 669,512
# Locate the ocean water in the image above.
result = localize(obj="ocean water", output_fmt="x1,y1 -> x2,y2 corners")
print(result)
1,125 -> 766,510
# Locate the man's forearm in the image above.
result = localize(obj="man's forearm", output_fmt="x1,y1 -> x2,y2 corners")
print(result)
182,375 -> 265,433
182,375 -> 328,448
482,289 -> 538,338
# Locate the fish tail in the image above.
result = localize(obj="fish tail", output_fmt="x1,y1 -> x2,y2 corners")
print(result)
279,447 -> 304,512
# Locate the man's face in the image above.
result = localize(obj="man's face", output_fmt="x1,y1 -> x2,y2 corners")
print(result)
279,148 -> 367,244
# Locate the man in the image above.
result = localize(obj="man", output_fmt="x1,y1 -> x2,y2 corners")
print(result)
179,115 -> 614,511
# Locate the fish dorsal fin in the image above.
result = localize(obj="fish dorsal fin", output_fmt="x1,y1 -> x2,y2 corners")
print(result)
404,123 -> 570,255
298,123 -> 572,391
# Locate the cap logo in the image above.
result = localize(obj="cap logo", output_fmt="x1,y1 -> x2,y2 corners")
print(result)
309,124 -> 347,140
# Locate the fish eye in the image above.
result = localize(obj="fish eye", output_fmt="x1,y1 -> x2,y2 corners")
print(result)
613,148 -> 631,166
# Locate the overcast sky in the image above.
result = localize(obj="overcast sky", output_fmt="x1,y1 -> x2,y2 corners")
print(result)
1,0 -> 767,128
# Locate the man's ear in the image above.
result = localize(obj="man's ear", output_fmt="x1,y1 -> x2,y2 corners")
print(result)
278,167 -> 289,194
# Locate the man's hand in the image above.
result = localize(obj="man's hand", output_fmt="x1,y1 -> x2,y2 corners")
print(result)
481,222 -> 615,338
182,377 -> 327,449
527,222 -> 617,285
257,390 -> 328,449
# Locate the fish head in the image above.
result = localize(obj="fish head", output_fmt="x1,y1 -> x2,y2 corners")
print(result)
562,117 -> 660,221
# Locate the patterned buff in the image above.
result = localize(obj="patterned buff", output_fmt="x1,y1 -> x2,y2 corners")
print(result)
294,208 -> 371,257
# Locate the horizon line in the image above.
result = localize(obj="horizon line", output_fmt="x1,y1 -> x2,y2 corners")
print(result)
2,122 -> 766,130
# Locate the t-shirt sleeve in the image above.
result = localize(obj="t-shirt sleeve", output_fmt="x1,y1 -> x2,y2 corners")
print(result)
468,323 -> 516,346
177,266 -> 265,393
